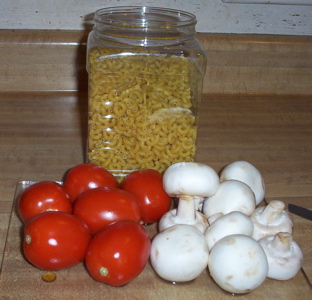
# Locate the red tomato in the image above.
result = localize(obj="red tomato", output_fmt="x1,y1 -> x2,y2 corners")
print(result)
85,220 -> 151,286
73,187 -> 142,235
23,211 -> 92,271
121,169 -> 171,224
63,163 -> 119,203
17,181 -> 72,223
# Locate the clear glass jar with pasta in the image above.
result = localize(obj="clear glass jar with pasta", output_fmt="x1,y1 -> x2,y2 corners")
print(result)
87,6 -> 207,180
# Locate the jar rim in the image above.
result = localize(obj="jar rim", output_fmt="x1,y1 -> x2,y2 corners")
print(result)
94,6 -> 197,28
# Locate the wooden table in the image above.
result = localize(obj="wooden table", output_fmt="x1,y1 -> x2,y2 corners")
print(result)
0,91 -> 311,299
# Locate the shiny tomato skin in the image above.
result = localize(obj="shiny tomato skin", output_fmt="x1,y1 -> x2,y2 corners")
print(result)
23,211 -> 92,271
63,163 -> 119,203
17,181 -> 72,223
73,187 -> 142,235
85,220 -> 151,286
121,169 -> 171,224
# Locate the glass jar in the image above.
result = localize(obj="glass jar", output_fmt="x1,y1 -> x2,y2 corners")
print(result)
86,6 -> 207,180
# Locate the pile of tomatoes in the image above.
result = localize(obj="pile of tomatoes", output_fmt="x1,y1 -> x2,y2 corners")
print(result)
17,163 -> 172,287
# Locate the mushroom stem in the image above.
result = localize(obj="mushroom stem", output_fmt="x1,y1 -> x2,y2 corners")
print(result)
259,200 -> 285,225
271,232 -> 292,253
176,195 -> 196,221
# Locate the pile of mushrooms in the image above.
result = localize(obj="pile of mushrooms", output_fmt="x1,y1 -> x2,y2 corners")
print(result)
149,161 -> 304,295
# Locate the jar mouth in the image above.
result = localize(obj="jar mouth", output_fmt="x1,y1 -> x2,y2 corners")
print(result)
94,6 -> 197,29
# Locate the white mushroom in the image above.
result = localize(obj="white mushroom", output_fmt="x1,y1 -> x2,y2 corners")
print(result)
207,212 -> 223,224
150,224 -> 209,283
163,162 -> 219,209
259,232 -> 303,280
251,200 -> 293,241
159,197 -> 209,233
159,162 -> 219,232
208,234 -> 268,294
204,211 -> 254,251
202,180 -> 256,219
220,161 -> 265,206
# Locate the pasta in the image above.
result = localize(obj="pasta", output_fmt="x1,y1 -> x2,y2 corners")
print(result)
87,47 -> 199,178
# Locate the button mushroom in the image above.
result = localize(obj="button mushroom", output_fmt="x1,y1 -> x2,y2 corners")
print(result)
204,211 -> 254,252
220,161 -> 265,206
159,162 -> 219,232
159,197 -> 209,233
251,200 -> 293,241
208,234 -> 268,294
202,180 -> 256,219
259,232 -> 303,280
150,224 -> 209,283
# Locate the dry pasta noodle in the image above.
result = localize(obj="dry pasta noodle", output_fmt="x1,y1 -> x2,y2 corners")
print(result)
87,47 -> 198,178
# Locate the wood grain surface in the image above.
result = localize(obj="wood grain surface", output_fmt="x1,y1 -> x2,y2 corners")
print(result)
0,30 -> 311,95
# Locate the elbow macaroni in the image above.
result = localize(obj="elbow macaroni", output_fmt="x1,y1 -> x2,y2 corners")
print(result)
87,47 -> 198,177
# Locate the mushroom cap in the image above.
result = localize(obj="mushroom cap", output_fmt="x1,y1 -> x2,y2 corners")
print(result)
202,180 -> 256,218
220,161 -> 265,206
208,234 -> 268,294
258,233 -> 303,280
204,211 -> 254,251
150,224 -> 209,283
251,201 -> 293,241
163,162 -> 219,199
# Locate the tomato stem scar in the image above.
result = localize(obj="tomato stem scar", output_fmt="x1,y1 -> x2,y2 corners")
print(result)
100,267 -> 108,277
25,235 -> 31,244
